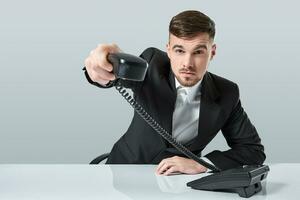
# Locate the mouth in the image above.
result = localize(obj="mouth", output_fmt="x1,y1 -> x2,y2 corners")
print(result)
179,71 -> 196,77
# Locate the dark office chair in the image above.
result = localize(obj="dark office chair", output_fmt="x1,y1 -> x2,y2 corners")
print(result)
90,153 -> 110,164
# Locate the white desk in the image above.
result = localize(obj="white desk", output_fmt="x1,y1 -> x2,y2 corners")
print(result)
0,164 -> 297,199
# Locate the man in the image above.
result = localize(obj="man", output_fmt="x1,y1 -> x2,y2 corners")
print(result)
84,10 -> 266,176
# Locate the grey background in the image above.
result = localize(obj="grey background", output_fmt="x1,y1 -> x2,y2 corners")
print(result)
0,0 -> 299,163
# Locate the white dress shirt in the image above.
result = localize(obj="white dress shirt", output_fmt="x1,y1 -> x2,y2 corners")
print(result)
172,78 -> 202,144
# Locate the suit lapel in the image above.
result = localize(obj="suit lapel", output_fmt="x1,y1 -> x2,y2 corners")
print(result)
158,70 -> 176,137
189,72 -> 221,151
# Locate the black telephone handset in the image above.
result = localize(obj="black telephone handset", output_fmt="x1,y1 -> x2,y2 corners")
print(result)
108,53 -> 148,81
107,53 -> 269,198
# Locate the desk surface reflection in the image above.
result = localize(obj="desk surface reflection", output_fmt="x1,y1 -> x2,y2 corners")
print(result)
0,164 -> 297,199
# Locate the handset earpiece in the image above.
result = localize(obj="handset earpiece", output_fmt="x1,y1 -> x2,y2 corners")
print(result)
107,53 -> 148,81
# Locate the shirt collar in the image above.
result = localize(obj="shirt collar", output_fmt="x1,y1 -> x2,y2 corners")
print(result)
175,77 -> 202,102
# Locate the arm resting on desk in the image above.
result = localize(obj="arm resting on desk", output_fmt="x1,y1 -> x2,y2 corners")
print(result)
205,96 -> 266,170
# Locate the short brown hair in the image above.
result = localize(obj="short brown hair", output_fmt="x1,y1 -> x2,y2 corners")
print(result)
169,10 -> 215,40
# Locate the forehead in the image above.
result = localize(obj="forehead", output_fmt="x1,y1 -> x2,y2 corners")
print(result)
169,33 -> 212,49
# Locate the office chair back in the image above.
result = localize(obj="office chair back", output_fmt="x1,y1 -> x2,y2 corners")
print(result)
90,153 -> 110,164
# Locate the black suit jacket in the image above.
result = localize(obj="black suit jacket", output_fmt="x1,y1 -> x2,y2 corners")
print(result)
84,47 -> 266,170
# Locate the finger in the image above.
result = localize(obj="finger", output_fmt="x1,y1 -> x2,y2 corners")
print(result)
156,160 -> 166,174
88,56 -> 115,80
97,43 -> 121,53
156,158 -> 172,174
97,53 -> 113,72
156,156 -> 178,174
96,79 -> 111,86
156,163 -> 167,175
158,163 -> 171,175
103,43 -> 122,54
87,65 -> 114,83
89,51 -> 113,72
94,44 -> 121,72
164,166 -> 179,176
91,72 -> 115,84
158,162 -> 175,175
93,67 -> 116,81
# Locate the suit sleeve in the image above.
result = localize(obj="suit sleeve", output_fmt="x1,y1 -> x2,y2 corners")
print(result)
204,84 -> 266,170
82,48 -> 155,93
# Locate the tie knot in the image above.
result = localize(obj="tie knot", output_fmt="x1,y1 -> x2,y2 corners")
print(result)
176,87 -> 188,105
177,87 -> 187,95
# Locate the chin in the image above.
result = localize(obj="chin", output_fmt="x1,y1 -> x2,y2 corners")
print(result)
178,78 -> 199,87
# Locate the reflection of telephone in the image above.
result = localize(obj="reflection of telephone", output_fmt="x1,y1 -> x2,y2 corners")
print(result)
107,53 -> 269,198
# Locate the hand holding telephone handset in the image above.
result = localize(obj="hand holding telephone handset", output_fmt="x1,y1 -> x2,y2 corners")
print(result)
107,53 -> 269,198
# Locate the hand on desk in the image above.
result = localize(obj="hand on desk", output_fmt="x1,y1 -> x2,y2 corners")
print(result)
155,156 -> 207,176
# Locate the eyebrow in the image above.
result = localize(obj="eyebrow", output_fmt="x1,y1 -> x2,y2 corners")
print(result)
172,44 -> 208,50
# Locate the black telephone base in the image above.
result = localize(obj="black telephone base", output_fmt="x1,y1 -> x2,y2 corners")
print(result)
237,182 -> 262,198
199,182 -> 262,198
187,165 -> 269,198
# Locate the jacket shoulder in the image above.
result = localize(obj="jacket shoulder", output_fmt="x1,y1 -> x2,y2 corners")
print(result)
208,72 -> 238,89
207,72 -> 240,103
140,47 -> 167,62
140,47 -> 170,79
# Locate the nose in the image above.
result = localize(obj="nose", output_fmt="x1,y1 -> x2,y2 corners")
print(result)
182,54 -> 193,69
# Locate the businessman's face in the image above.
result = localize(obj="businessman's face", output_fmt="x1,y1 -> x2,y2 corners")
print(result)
167,33 -> 216,87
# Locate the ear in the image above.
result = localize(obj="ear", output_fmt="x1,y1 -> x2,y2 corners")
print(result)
166,43 -> 171,58
210,44 -> 216,60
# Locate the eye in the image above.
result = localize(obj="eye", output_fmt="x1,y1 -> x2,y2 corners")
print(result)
175,49 -> 185,54
194,50 -> 205,55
